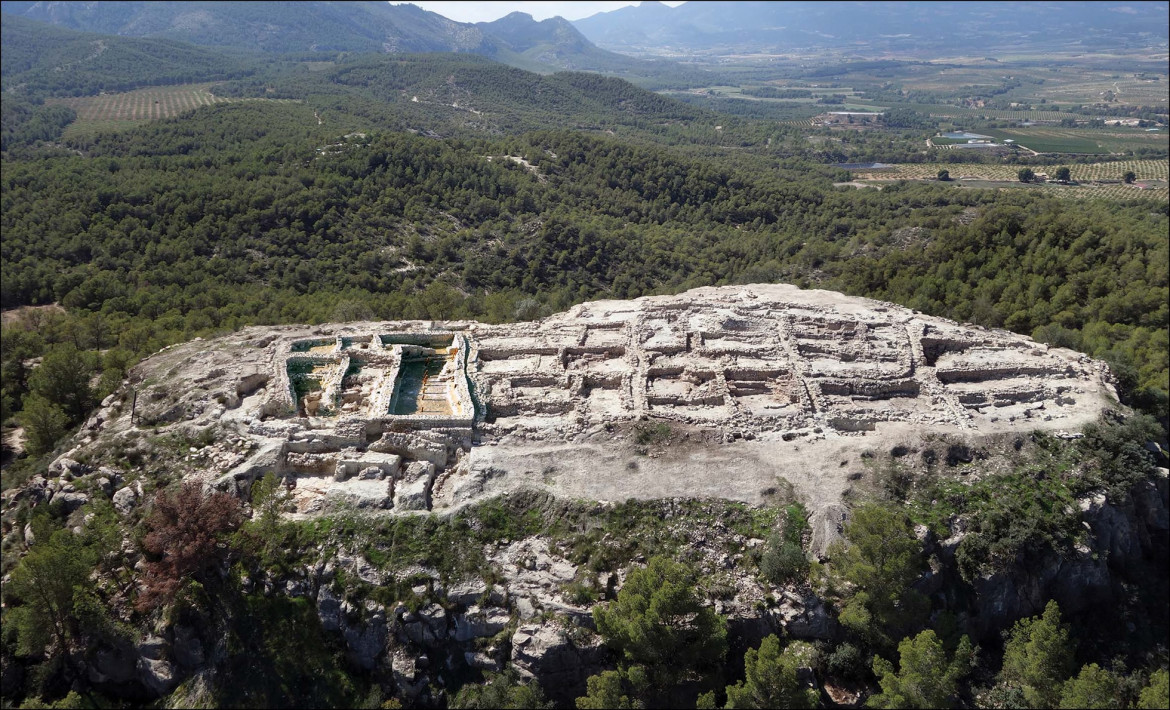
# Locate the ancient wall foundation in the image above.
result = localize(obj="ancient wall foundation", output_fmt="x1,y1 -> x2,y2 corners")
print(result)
145,284 -> 1115,516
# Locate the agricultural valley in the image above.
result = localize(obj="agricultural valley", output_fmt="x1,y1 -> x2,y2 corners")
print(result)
0,2 -> 1168,709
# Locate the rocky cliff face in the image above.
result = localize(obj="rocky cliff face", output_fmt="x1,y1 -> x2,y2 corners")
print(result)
33,469 -> 1163,704
958,467 -> 1170,639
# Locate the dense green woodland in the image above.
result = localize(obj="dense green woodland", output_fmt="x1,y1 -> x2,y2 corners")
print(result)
0,15 -> 258,98
1,34 -> 1168,709
2,98 -> 1166,434
0,100 -> 75,153
205,53 -> 728,140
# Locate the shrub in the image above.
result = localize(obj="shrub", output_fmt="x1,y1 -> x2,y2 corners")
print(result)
829,503 -> 928,649
1138,669 -> 1169,709
1059,663 -> 1123,709
453,669 -> 552,709
576,669 -> 645,709
760,535 -> 807,585
137,481 -> 243,611
1078,414 -> 1160,501
633,421 -> 671,447
826,642 -> 867,680
998,600 -> 1075,708
27,343 -> 96,425
18,394 -> 69,457
6,528 -> 96,656
759,503 -> 810,585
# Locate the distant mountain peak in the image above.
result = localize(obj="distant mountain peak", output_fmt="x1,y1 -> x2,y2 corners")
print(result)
496,11 -> 537,22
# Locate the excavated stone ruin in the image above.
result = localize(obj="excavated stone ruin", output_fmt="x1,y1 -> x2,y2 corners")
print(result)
101,284 -> 1116,519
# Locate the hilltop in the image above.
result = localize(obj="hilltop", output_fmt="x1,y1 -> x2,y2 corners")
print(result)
3,284 -> 1165,707
63,284 -> 1117,537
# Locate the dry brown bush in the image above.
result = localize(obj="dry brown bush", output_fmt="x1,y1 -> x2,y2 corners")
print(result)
137,481 -> 243,611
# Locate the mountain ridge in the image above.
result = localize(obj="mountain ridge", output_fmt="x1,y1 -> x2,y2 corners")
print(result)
573,0 -> 1170,56
0,0 -> 707,81
0,13 -> 257,96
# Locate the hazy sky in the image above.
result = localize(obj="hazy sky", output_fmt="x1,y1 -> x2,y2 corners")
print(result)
392,1 -> 686,23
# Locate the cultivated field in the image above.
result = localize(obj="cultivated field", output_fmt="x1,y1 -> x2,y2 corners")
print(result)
47,84 -> 296,139
1032,73 -> 1169,108
896,66 -> 1021,92
913,105 -> 1117,122
50,83 -> 229,122
980,127 -> 1168,154
884,58 -> 1168,111
851,159 -> 1169,201
855,159 -> 1168,182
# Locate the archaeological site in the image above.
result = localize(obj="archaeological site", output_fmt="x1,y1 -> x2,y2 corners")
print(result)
9,282 -> 1164,708
71,283 -> 1116,526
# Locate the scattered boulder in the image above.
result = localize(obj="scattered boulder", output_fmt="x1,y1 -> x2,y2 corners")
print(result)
464,650 -> 502,672
343,609 -> 388,670
447,579 -> 488,606
95,476 -> 114,497
137,635 -> 168,661
112,485 -> 139,516
317,585 -> 343,633
335,553 -> 385,585
395,461 -> 436,511
400,604 -> 447,646
54,489 -> 90,513
775,592 -> 838,640
22,475 -> 52,505
49,456 -> 85,477
284,576 -> 311,598
137,656 -> 178,697
88,643 -> 137,686
136,636 -> 179,696
390,650 -> 428,702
